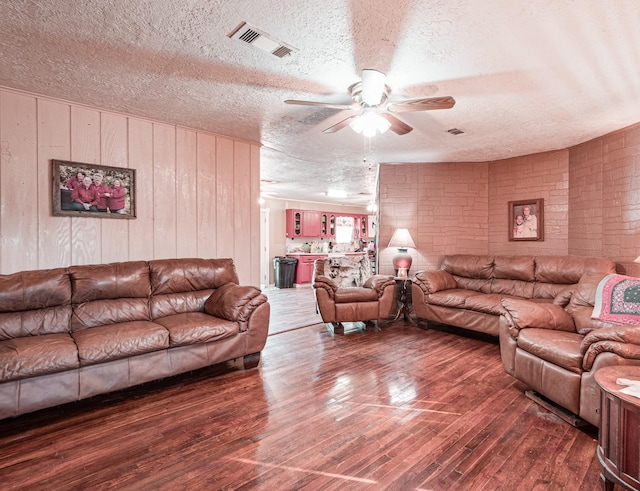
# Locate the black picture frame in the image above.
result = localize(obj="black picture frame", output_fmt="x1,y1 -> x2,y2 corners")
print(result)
52,159 -> 136,219
509,198 -> 543,241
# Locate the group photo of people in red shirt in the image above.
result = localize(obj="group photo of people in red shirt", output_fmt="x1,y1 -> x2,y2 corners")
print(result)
55,161 -> 134,218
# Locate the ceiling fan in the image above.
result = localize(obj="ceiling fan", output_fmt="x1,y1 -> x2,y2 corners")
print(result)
285,69 -> 455,136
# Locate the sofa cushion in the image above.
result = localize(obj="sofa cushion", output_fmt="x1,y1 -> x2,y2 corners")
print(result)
0,267 -> 71,313
0,333 -> 79,382
427,289 -> 479,308
0,307 -> 72,341
333,287 -> 378,303
151,291 -> 211,319
72,321 -> 169,366
552,286 -> 574,307
442,255 -> 493,279
70,261 -> 150,303
154,312 -> 239,347
517,329 -> 584,374
534,256 -> 615,284
0,268 -> 72,340
490,279 -> 534,298
149,258 -> 239,295
72,298 -> 151,331
566,272 -> 614,334
465,293 -> 509,315
493,256 -> 535,281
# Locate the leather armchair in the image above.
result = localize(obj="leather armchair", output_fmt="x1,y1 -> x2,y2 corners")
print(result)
312,256 -> 395,334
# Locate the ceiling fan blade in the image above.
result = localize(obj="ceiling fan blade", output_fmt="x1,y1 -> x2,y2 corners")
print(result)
323,115 -> 358,134
361,69 -> 387,106
285,99 -> 355,111
387,96 -> 456,113
380,113 -> 413,135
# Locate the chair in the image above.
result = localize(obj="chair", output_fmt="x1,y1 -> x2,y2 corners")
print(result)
312,255 -> 395,334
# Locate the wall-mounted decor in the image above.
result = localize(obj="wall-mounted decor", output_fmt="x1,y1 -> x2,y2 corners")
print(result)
52,160 -> 136,219
509,198 -> 543,241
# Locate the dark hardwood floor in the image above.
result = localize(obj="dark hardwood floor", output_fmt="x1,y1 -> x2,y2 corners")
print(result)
0,288 -> 608,490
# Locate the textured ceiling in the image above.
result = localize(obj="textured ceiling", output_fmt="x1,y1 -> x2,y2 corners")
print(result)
2,0 -> 639,206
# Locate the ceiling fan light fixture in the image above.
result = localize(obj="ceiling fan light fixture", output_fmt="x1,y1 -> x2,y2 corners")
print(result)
349,108 -> 391,137
327,189 -> 348,199
361,69 -> 387,106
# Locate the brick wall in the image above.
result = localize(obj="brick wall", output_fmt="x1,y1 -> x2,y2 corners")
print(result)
570,123 -> 640,275
489,149 -> 569,255
379,162 -> 488,275
379,123 -> 640,276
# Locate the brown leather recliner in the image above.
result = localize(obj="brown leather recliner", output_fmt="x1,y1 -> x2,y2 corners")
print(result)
312,255 -> 395,334
500,272 -> 640,427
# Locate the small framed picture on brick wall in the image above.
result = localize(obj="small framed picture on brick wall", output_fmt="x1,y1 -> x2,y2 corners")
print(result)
509,198 -> 543,241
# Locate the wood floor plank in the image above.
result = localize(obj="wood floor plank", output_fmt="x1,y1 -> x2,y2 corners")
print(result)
0,289 -> 607,490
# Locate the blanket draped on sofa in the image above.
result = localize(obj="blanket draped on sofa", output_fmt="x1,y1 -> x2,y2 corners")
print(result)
592,273 -> 640,325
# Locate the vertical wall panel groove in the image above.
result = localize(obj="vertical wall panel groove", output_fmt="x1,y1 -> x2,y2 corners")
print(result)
101,112 -> 129,264
216,138 -> 235,260
70,106 -> 101,265
0,91 -> 38,273
37,98 -> 71,269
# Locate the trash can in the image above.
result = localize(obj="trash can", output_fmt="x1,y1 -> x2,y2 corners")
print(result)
273,256 -> 297,288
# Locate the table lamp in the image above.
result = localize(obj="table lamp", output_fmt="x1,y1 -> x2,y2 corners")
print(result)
388,228 -> 415,276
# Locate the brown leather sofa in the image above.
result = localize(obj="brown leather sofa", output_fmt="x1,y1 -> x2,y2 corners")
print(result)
411,255 -> 616,336
0,258 -> 270,419
500,272 -> 640,427
312,255 -> 395,334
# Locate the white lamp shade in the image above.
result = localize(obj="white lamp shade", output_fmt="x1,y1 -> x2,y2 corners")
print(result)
388,228 -> 416,249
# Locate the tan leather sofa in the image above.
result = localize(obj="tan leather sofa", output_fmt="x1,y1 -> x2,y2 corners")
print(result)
0,258 -> 270,419
312,255 -> 395,334
411,255 -> 616,336
500,272 -> 640,427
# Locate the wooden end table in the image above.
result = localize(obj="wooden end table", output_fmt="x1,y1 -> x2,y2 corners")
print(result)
391,277 -> 417,325
595,365 -> 640,491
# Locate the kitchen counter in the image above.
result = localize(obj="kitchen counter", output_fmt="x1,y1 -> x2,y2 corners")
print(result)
284,252 -> 366,284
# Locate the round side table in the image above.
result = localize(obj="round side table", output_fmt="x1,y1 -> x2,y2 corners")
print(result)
595,366 -> 640,491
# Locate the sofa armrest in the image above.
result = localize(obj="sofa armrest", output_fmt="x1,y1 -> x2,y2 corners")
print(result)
312,275 -> 338,300
581,325 -> 640,357
205,283 -> 268,330
363,274 -> 395,295
500,297 -> 575,338
413,270 -> 457,294
582,336 -> 640,371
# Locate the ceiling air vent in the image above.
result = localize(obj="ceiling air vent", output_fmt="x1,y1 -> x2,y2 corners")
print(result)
227,22 -> 295,58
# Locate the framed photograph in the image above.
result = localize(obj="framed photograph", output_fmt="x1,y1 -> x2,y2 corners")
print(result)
509,198 -> 543,241
52,159 -> 136,219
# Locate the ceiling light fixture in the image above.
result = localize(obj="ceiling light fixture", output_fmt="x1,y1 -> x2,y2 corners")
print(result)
326,189 -> 348,199
349,108 -> 391,138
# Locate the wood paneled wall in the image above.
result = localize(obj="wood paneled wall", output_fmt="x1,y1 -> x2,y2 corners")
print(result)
0,87 -> 261,285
